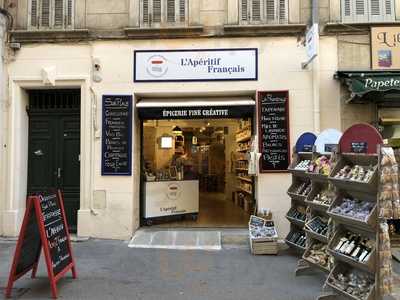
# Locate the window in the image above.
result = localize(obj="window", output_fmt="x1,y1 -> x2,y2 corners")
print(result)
239,0 -> 288,24
341,0 -> 395,23
29,0 -> 74,29
140,0 -> 188,27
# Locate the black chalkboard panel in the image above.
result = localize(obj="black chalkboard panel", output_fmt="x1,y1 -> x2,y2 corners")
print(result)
102,95 -> 132,175
258,91 -> 290,172
15,204 -> 41,275
38,192 -> 72,276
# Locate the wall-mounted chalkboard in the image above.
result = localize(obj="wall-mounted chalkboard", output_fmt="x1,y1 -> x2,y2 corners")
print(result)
102,95 -> 132,176
258,91 -> 290,172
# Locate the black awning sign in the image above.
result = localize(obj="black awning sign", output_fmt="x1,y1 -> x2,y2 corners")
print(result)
138,105 -> 254,120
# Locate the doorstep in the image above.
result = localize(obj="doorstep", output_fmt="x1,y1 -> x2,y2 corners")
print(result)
129,229 -> 222,250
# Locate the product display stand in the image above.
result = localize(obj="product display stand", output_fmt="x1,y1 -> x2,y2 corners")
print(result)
322,123 -> 384,300
234,120 -> 254,212
325,151 -> 379,300
285,148 -> 312,253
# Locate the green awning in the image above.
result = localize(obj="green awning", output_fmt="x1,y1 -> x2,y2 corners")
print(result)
335,70 -> 400,102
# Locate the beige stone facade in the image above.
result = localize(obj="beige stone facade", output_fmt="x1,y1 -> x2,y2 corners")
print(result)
0,0 -> 399,239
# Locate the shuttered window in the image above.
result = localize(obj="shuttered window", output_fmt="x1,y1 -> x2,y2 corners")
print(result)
239,0 -> 288,24
140,0 -> 188,27
29,0 -> 74,29
341,0 -> 394,23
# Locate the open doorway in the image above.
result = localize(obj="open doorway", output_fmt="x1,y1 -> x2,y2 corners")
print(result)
141,118 -> 254,228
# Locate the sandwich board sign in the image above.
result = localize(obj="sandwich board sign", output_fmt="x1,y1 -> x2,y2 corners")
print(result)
5,190 -> 77,299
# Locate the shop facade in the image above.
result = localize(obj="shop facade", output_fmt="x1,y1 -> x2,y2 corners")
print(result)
0,35 -> 341,239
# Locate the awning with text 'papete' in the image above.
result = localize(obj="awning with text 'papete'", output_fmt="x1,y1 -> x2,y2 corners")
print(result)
136,97 -> 255,119
335,70 -> 400,103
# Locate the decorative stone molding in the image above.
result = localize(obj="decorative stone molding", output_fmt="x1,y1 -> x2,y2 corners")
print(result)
323,22 -> 400,35
10,29 -> 90,43
124,26 -> 204,39
223,24 -> 307,37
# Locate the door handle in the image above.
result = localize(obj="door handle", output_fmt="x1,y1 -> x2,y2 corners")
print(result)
57,168 -> 61,179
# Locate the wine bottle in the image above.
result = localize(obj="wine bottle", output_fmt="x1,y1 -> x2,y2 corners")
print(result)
345,235 -> 360,255
339,234 -> 354,253
335,233 -> 350,251
351,238 -> 366,258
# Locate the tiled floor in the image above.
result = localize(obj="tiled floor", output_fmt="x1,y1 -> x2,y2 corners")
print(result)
154,192 -> 250,228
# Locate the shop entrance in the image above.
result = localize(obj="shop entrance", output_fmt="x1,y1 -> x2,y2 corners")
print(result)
140,116 -> 255,228
27,89 -> 81,232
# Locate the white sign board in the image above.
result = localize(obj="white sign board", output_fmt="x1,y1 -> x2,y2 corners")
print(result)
144,180 -> 199,218
306,24 -> 318,61
134,48 -> 258,82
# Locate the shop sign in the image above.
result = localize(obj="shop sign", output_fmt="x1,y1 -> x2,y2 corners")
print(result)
134,48 -> 258,82
347,75 -> 400,95
258,91 -> 290,173
371,27 -> 400,69
138,105 -> 254,120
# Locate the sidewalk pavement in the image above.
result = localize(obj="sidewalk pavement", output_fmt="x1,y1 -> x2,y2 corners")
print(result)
0,238 -> 399,300
0,238 -> 327,300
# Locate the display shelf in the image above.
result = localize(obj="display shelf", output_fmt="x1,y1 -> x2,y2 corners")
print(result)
327,227 -> 376,273
304,199 -> 330,212
284,238 -> 306,252
327,196 -> 377,232
238,176 -> 252,183
325,263 -> 375,300
287,152 -> 313,177
235,168 -> 248,171
328,153 -> 378,194
304,182 -> 335,213
236,147 -> 251,152
236,135 -> 251,143
240,187 -> 252,195
304,228 -> 329,244
287,177 -> 312,203
302,243 -> 331,273
286,215 -> 306,228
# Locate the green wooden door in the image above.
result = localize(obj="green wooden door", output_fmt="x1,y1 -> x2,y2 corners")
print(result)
27,90 -> 80,232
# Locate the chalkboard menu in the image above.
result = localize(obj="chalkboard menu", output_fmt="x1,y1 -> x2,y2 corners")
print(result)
15,205 -> 41,275
258,91 -> 290,172
102,95 -> 132,175
38,192 -> 72,275
6,191 -> 76,299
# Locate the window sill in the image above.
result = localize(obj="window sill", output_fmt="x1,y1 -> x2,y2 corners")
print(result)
10,29 -> 89,43
223,24 -> 307,36
324,21 -> 400,34
124,26 -> 203,39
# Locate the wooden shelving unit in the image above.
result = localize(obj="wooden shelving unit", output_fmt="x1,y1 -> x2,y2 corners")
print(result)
234,120 -> 254,213
323,152 -> 380,300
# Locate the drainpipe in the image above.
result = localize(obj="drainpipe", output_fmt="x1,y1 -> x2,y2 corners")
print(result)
312,0 -> 320,133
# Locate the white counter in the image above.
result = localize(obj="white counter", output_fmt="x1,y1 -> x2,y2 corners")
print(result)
144,180 -> 199,218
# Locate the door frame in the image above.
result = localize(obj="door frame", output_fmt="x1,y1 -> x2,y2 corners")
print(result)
1,77 -> 91,237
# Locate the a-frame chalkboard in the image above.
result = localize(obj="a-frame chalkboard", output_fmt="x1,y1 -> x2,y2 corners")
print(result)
5,190 -> 77,299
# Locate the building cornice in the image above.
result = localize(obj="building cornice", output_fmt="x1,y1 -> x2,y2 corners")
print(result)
10,29 -> 90,43
223,24 -> 306,37
323,22 -> 400,35
124,26 -> 204,39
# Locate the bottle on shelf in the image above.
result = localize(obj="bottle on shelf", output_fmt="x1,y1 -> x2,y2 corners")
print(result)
339,234 -> 355,253
344,235 -> 360,255
335,233 -> 350,251
351,238 -> 367,259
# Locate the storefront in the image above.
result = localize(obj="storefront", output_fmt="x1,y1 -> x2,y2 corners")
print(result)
137,98 -> 255,227
334,26 -> 400,246
0,36 -> 341,239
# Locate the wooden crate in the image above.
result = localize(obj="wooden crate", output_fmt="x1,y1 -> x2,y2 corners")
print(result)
250,238 -> 279,255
